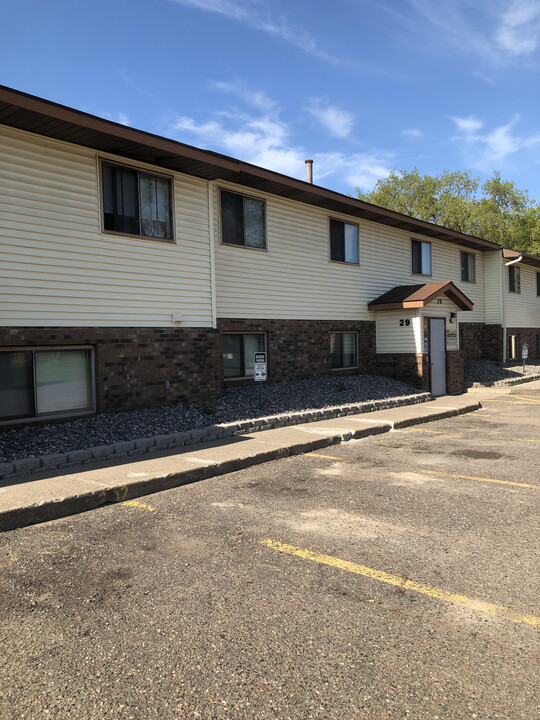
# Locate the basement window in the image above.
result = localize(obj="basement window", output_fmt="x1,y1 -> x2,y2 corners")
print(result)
509,334 -> 520,360
222,334 -> 266,378
0,348 -> 95,422
330,332 -> 358,369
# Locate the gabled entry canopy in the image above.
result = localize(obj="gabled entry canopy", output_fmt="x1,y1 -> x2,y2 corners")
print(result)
368,281 -> 474,312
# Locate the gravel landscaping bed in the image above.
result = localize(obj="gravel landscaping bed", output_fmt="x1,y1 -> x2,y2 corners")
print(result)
465,359 -> 540,386
1,374 -> 422,464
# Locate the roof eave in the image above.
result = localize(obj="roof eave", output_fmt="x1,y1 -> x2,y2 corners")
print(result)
0,85 -> 504,254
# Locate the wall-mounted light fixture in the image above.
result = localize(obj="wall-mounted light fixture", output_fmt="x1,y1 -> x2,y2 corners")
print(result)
450,312 -> 456,323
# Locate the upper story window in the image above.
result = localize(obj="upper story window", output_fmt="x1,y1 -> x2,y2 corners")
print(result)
508,265 -> 521,293
461,251 -> 476,282
101,161 -> 173,241
221,190 -> 266,249
411,239 -> 431,275
330,219 -> 359,264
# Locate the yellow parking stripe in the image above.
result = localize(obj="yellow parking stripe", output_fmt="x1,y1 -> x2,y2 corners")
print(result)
417,469 -> 539,490
259,539 -> 539,627
305,452 -> 347,461
122,500 -> 176,520
510,394 -> 540,404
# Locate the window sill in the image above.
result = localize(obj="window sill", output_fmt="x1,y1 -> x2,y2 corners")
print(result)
329,259 -> 360,266
100,229 -> 175,244
221,242 -> 267,252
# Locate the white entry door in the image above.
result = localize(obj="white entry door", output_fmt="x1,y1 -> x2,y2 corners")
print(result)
429,318 -> 446,396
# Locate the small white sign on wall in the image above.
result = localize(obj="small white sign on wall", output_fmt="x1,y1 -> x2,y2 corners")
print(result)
446,328 -> 458,350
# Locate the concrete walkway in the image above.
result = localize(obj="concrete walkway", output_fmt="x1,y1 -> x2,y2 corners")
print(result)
0,392 -> 494,532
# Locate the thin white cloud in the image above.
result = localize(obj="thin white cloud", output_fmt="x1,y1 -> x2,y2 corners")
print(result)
171,0 -> 344,64
495,0 -> 540,56
449,113 -> 540,168
402,128 -> 423,138
449,116 -> 484,134
381,0 -> 498,65
168,82 -> 390,189
307,101 -> 355,139
382,0 -> 540,69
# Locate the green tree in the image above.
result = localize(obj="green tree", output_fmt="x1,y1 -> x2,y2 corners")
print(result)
356,169 -> 540,255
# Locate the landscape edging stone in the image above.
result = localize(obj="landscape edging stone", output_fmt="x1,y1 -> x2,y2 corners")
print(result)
0,392 -> 430,480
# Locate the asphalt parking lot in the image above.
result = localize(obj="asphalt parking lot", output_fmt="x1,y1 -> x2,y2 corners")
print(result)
1,387 -> 538,720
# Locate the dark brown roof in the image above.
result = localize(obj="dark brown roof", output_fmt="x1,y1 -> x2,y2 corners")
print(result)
502,248 -> 540,269
0,85 -> 503,253
368,281 -> 474,311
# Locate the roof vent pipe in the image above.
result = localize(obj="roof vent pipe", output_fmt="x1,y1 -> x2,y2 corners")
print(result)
305,159 -> 313,184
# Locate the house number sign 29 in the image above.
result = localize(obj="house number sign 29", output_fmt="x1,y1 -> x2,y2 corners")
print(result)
399,319 -> 411,326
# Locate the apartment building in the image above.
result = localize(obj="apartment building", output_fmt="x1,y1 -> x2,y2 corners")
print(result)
1,86 -> 539,424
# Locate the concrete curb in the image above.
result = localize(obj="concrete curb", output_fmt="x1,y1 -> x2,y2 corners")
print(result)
0,400 -> 480,533
0,392 -> 430,481
466,373 -> 540,389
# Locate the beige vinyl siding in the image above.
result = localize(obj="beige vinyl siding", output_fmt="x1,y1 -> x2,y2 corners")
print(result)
483,250 -> 503,325
505,263 -> 540,328
214,183 -> 363,320
375,311 -> 420,353
359,225 -> 484,324
0,126 -> 213,327
214,181 -> 486,323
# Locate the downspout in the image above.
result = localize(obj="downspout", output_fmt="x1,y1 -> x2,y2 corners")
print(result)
502,253 -> 522,362
208,181 -> 217,329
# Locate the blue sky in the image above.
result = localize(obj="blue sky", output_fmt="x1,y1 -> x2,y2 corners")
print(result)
2,0 -> 540,199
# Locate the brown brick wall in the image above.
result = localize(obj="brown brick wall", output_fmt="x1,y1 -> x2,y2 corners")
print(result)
446,349 -> 465,394
375,353 -> 429,391
506,327 -> 540,360
460,322 -> 503,362
0,327 -> 222,413
218,318 -> 376,385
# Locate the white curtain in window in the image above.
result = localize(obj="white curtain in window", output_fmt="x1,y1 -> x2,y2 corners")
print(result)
344,224 -> 359,264
140,174 -> 172,238
243,198 -> 265,248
